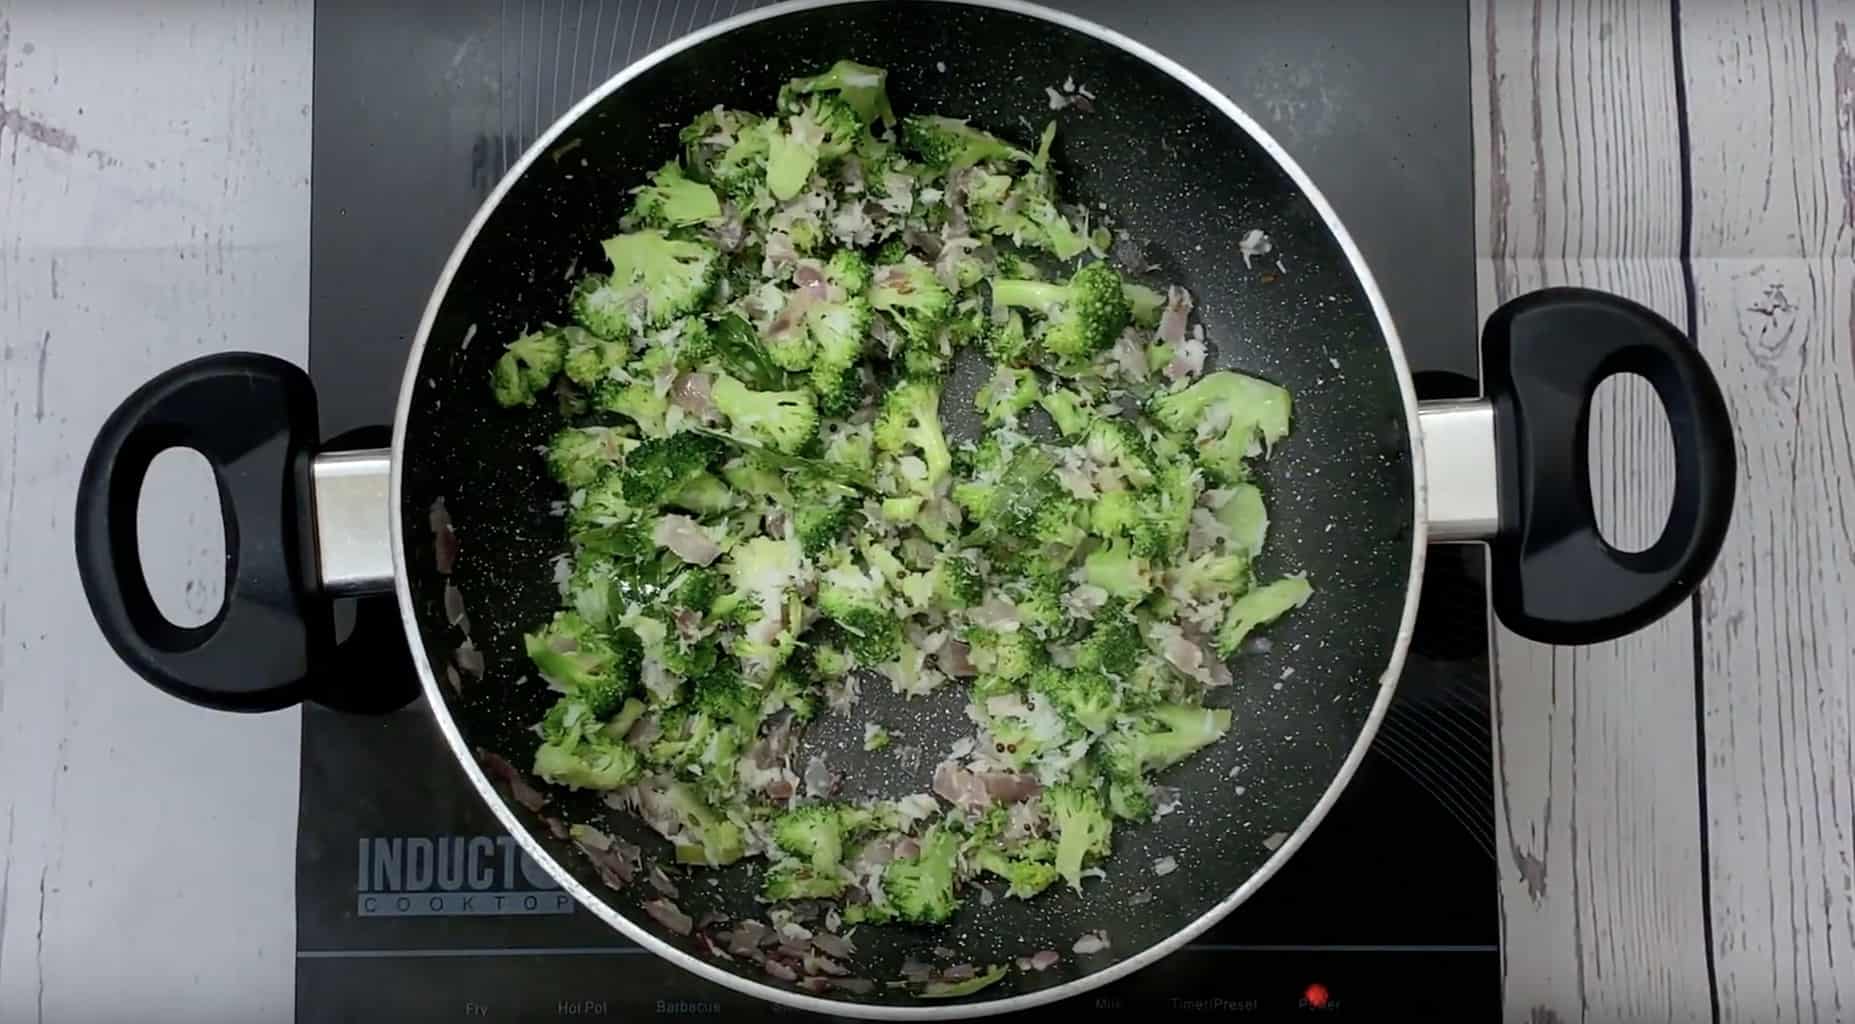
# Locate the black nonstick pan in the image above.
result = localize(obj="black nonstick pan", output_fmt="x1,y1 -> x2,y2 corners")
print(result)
72,1 -> 1735,1016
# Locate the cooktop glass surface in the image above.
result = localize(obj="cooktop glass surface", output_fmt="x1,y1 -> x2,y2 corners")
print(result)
299,2 -> 1494,1019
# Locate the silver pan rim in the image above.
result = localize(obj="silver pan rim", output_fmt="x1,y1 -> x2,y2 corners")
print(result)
389,0 -> 1429,1017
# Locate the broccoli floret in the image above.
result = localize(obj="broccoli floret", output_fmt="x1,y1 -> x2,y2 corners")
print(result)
899,115 -> 1027,172
1081,538 -> 1154,602
929,552 -> 983,609
872,237 -> 910,266
1214,483 -> 1270,557
1038,388 -> 1094,438
806,292 -> 873,417
1088,489 -> 1140,539
872,378 -> 952,494
766,94 -> 861,200
664,782 -> 747,867
523,612 -> 643,717
711,372 -> 820,454
532,731 -> 642,791
680,107 -> 765,184
762,668 -> 821,721
1044,783 -> 1112,891
974,846 -> 1060,899
968,171 -> 1090,261
992,261 -> 1132,365
762,861 -> 844,901
489,329 -> 566,407
665,474 -> 735,515
546,426 -> 633,488
1003,573 -> 1071,639
593,368 -> 671,436
581,230 -> 721,333
819,420 -> 876,477
567,554 -> 664,629
771,802 -> 870,873
1147,370 -> 1293,484
976,365 -> 1040,426
1028,665 -> 1119,735
816,553 -> 902,665
1072,606 -> 1141,678
560,325 -> 630,386
881,825 -> 961,924
781,59 -> 894,127
705,117 -> 777,202
1172,550 -> 1251,603
791,475 -> 855,555
963,627 -> 1043,682
1124,283 -> 1167,328
628,160 -> 722,229
1215,574 -> 1313,656
868,258 -> 954,349
1101,702 -> 1233,774
1128,458 -> 1200,560
980,309 -> 1032,366
1084,418 -> 1156,490
617,432 -> 728,509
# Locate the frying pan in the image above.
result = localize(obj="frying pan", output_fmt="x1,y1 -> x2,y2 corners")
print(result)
71,0 -> 1736,1016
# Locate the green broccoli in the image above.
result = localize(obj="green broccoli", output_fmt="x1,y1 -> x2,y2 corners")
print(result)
665,782 -> 747,867
1123,282 -> 1167,327
973,846 -> 1060,899
872,378 -> 952,494
991,261 -> 1132,365
968,170 -> 1090,261
928,552 -> 983,609
628,160 -> 722,229
1072,606 -> 1142,678
1084,418 -> 1156,490
781,60 -> 894,127
980,309 -> 1032,366
616,432 -> 728,509
1215,483 -> 1270,557
761,861 -> 844,901
1128,458 -> 1200,560
881,825 -> 962,924
1044,783 -> 1112,891
546,426 -> 634,488
1215,574 -> 1313,656
1081,537 -> 1154,602
772,802 -> 870,873
1170,549 -> 1250,604
806,295 -> 873,417
577,231 -> 721,334
523,611 -> 644,717
790,474 -> 856,555
711,372 -> 820,454
680,107 -> 765,185
532,731 -> 642,791
898,115 -> 1027,172
816,552 -> 902,665
1088,489 -> 1140,539
1102,702 -> 1234,774
963,627 -> 1043,682
820,420 -> 876,477
560,325 -> 630,386
1028,665 -> 1119,735
489,329 -> 567,407
761,668 -> 821,721
872,236 -> 910,266
592,361 -> 671,436
766,94 -> 861,200
1037,387 -> 1094,438
1147,370 -> 1293,484
976,365 -> 1040,426
868,259 -> 955,354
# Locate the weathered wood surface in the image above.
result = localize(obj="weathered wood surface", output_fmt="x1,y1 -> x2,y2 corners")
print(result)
1682,1 -> 1855,1021
1477,0 -> 1855,1020
0,4 -> 311,1021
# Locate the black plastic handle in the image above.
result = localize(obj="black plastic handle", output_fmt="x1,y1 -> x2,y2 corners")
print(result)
74,353 -> 415,712
1482,288 -> 1736,645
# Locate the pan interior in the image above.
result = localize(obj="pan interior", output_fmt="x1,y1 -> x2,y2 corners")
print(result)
397,0 -> 1416,1010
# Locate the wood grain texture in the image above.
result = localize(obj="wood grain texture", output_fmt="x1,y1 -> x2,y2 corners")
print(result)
0,4 -> 311,1021
1472,0 -> 1716,1019
1681,2 -> 1855,1021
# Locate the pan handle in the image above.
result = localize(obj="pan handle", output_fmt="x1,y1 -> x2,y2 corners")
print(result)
1473,287 -> 1736,644
74,352 -> 413,712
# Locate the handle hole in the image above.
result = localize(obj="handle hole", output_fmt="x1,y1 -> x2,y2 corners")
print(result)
135,447 -> 227,628
1586,372 -> 1675,554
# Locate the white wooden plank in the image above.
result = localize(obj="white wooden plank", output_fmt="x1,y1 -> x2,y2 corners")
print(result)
1471,1 -> 1716,1019
0,3 -> 311,1021
1681,1 -> 1855,1020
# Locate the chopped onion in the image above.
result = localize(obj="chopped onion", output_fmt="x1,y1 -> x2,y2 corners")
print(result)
1152,856 -> 1178,877
1072,929 -> 1111,955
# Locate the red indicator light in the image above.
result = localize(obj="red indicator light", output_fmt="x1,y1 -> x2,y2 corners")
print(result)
1303,983 -> 1330,1009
